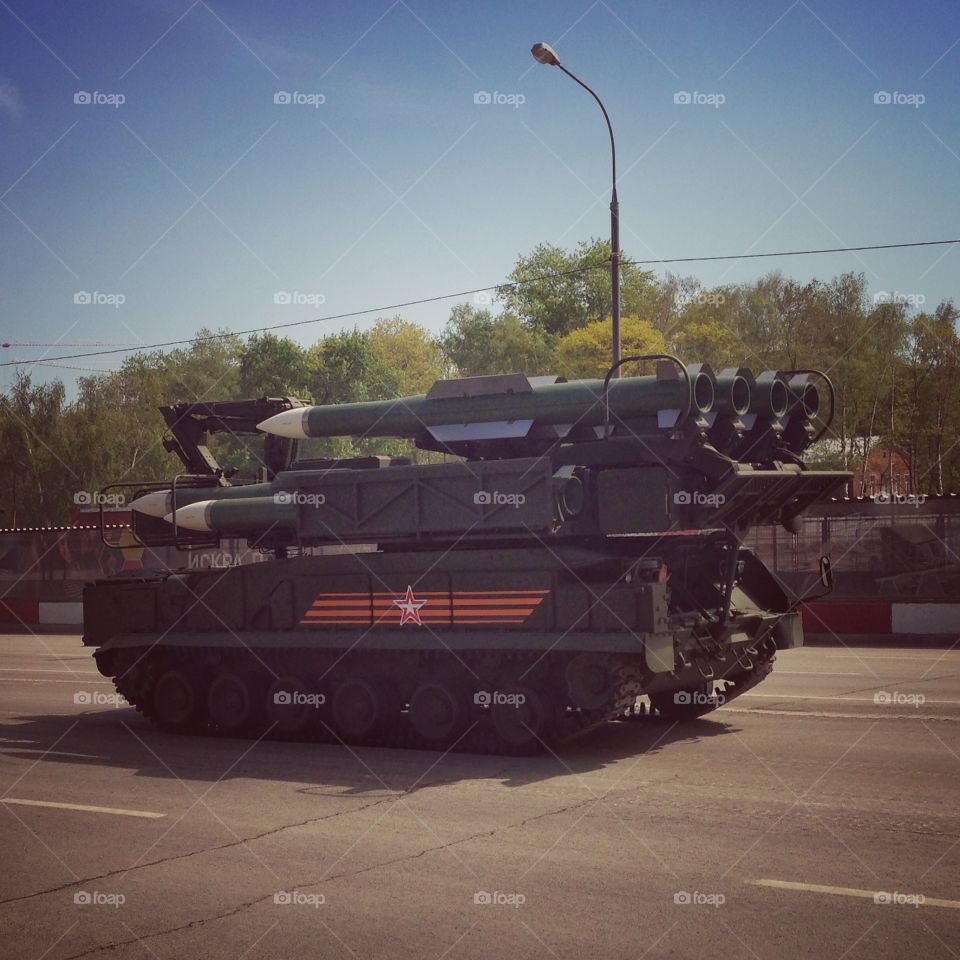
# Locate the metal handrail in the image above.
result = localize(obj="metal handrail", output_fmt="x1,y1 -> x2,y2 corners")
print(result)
602,353 -> 691,435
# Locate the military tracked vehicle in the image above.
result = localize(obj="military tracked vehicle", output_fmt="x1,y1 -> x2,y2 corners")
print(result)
83,357 -> 848,754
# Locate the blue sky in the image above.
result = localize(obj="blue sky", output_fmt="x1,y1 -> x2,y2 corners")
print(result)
1,0 -> 958,391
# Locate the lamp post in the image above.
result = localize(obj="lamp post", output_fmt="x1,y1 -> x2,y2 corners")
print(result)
531,41 -> 621,376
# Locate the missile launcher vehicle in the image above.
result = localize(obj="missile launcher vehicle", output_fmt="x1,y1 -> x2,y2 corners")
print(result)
84,357 -> 848,754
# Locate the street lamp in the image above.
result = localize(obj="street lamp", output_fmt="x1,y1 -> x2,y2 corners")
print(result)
531,41 -> 621,376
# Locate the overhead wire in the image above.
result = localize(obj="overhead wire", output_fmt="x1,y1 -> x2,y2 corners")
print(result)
2,237 -> 956,368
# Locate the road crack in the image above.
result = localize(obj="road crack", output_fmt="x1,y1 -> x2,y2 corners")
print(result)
0,794 -> 397,907
55,796 -> 598,958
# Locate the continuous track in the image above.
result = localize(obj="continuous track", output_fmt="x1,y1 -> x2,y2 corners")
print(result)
101,643 -> 776,755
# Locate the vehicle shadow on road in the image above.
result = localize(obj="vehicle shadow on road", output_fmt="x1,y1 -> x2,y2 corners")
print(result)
0,709 -> 738,793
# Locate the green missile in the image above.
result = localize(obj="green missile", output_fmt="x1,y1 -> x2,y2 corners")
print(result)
131,483 -> 274,519
166,496 -> 297,534
257,369 -> 716,440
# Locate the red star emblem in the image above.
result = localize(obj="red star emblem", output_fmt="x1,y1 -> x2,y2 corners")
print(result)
393,585 -> 427,626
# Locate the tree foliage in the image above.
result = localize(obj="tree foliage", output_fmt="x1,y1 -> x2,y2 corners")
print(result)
2,240 -> 958,525
439,304 -> 553,376
368,317 -> 444,394
497,239 -> 657,337
555,316 -> 665,379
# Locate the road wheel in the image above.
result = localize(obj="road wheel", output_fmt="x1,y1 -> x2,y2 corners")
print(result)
489,681 -> 554,753
208,672 -> 262,737
409,680 -> 472,746
265,676 -> 318,737
565,653 -> 619,710
152,668 -> 204,733
331,678 -> 394,742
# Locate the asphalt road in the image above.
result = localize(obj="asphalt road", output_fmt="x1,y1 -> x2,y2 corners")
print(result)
1,632 -> 959,960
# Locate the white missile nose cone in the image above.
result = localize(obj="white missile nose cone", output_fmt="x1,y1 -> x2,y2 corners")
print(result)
257,407 -> 311,439
130,491 -> 172,518
164,501 -> 215,531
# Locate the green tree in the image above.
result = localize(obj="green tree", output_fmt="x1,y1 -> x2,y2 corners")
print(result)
308,329 -> 402,404
238,333 -> 313,398
368,317 -> 443,394
66,332 -> 247,489
555,315 -> 665,378
497,239 -> 657,337
440,304 -> 553,376
304,329 -> 407,457
669,285 -> 742,364
641,273 -> 704,346
0,373 -> 73,524
898,303 -> 960,494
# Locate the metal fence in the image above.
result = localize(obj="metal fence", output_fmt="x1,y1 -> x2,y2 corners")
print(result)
744,497 -> 960,599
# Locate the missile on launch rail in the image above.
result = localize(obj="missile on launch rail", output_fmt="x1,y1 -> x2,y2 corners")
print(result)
164,496 -> 297,535
257,367 -> 717,442
131,483 -> 274,519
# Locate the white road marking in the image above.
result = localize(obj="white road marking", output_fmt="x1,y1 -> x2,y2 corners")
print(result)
812,653 -> 960,662
749,878 -> 960,910
2,798 -> 165,819
0,679 -> 114,685
723,707 -> 956,721
775,671 -> 864,676
0,668 -> 101,674
741,693 -> 960,704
